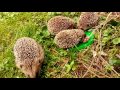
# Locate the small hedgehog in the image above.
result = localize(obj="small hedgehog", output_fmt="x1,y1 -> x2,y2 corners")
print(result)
54,29 -> 85,48
47,16 -> 75,35
111,12 -> 120,15
13,37 -> 44,78
78,12 -> 99,30
110,12 -> 120,21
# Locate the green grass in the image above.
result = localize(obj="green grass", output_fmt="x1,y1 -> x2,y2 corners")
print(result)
0,12 -> 120,78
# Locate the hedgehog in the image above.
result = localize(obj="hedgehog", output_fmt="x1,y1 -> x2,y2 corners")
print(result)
77,12 -> 99,30
47,16 -> 75,35
111,12 -> 120,15
109,12 -> 120,21
54,29 -> 85,48
13,37 -> 44,78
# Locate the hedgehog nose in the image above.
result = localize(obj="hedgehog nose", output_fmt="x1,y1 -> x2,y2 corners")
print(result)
29,74 -> 36,78
26,73 -> 35,78
29,72 -> 38,78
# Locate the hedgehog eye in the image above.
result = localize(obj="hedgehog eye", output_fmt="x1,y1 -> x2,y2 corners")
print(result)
20,64 -> 23,68
27,75 -> 30,77
87,24 -> 90,27
39,61 -> 41,64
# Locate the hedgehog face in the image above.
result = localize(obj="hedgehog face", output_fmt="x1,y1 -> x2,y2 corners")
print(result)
16,58 -> 41,78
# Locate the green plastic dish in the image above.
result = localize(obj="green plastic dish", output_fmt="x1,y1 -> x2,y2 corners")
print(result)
69,31 -> 94,51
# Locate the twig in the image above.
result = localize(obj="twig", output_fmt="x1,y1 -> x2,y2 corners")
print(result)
116,54 -> 120,59
82,63 -> 110,78
101,12 -> 112,28
100,56 -> 120,77
82,58 -> 94,78
88,12 -> 113,38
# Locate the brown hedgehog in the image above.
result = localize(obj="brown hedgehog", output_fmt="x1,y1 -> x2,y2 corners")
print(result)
13,37 -> 44,78
54,29 -> 85,48
111,12 -> 120,15
110,12 -> 120,21
47,16 -> 75,35
77,12 -> 99,30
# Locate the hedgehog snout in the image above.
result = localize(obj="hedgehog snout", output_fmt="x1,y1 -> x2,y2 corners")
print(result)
24,68 -> 37,78
25,72 -> 36,78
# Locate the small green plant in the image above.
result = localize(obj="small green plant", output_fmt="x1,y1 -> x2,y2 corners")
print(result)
112,37 -> 120,45
65,60 -> 75,73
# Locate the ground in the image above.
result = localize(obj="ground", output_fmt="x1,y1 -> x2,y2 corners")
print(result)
0,12 -> 120,78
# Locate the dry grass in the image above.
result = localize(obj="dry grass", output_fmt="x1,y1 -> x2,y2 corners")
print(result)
71,12 -> 120,78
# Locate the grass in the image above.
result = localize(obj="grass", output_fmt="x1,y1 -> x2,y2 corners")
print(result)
0,12 -> 120,78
